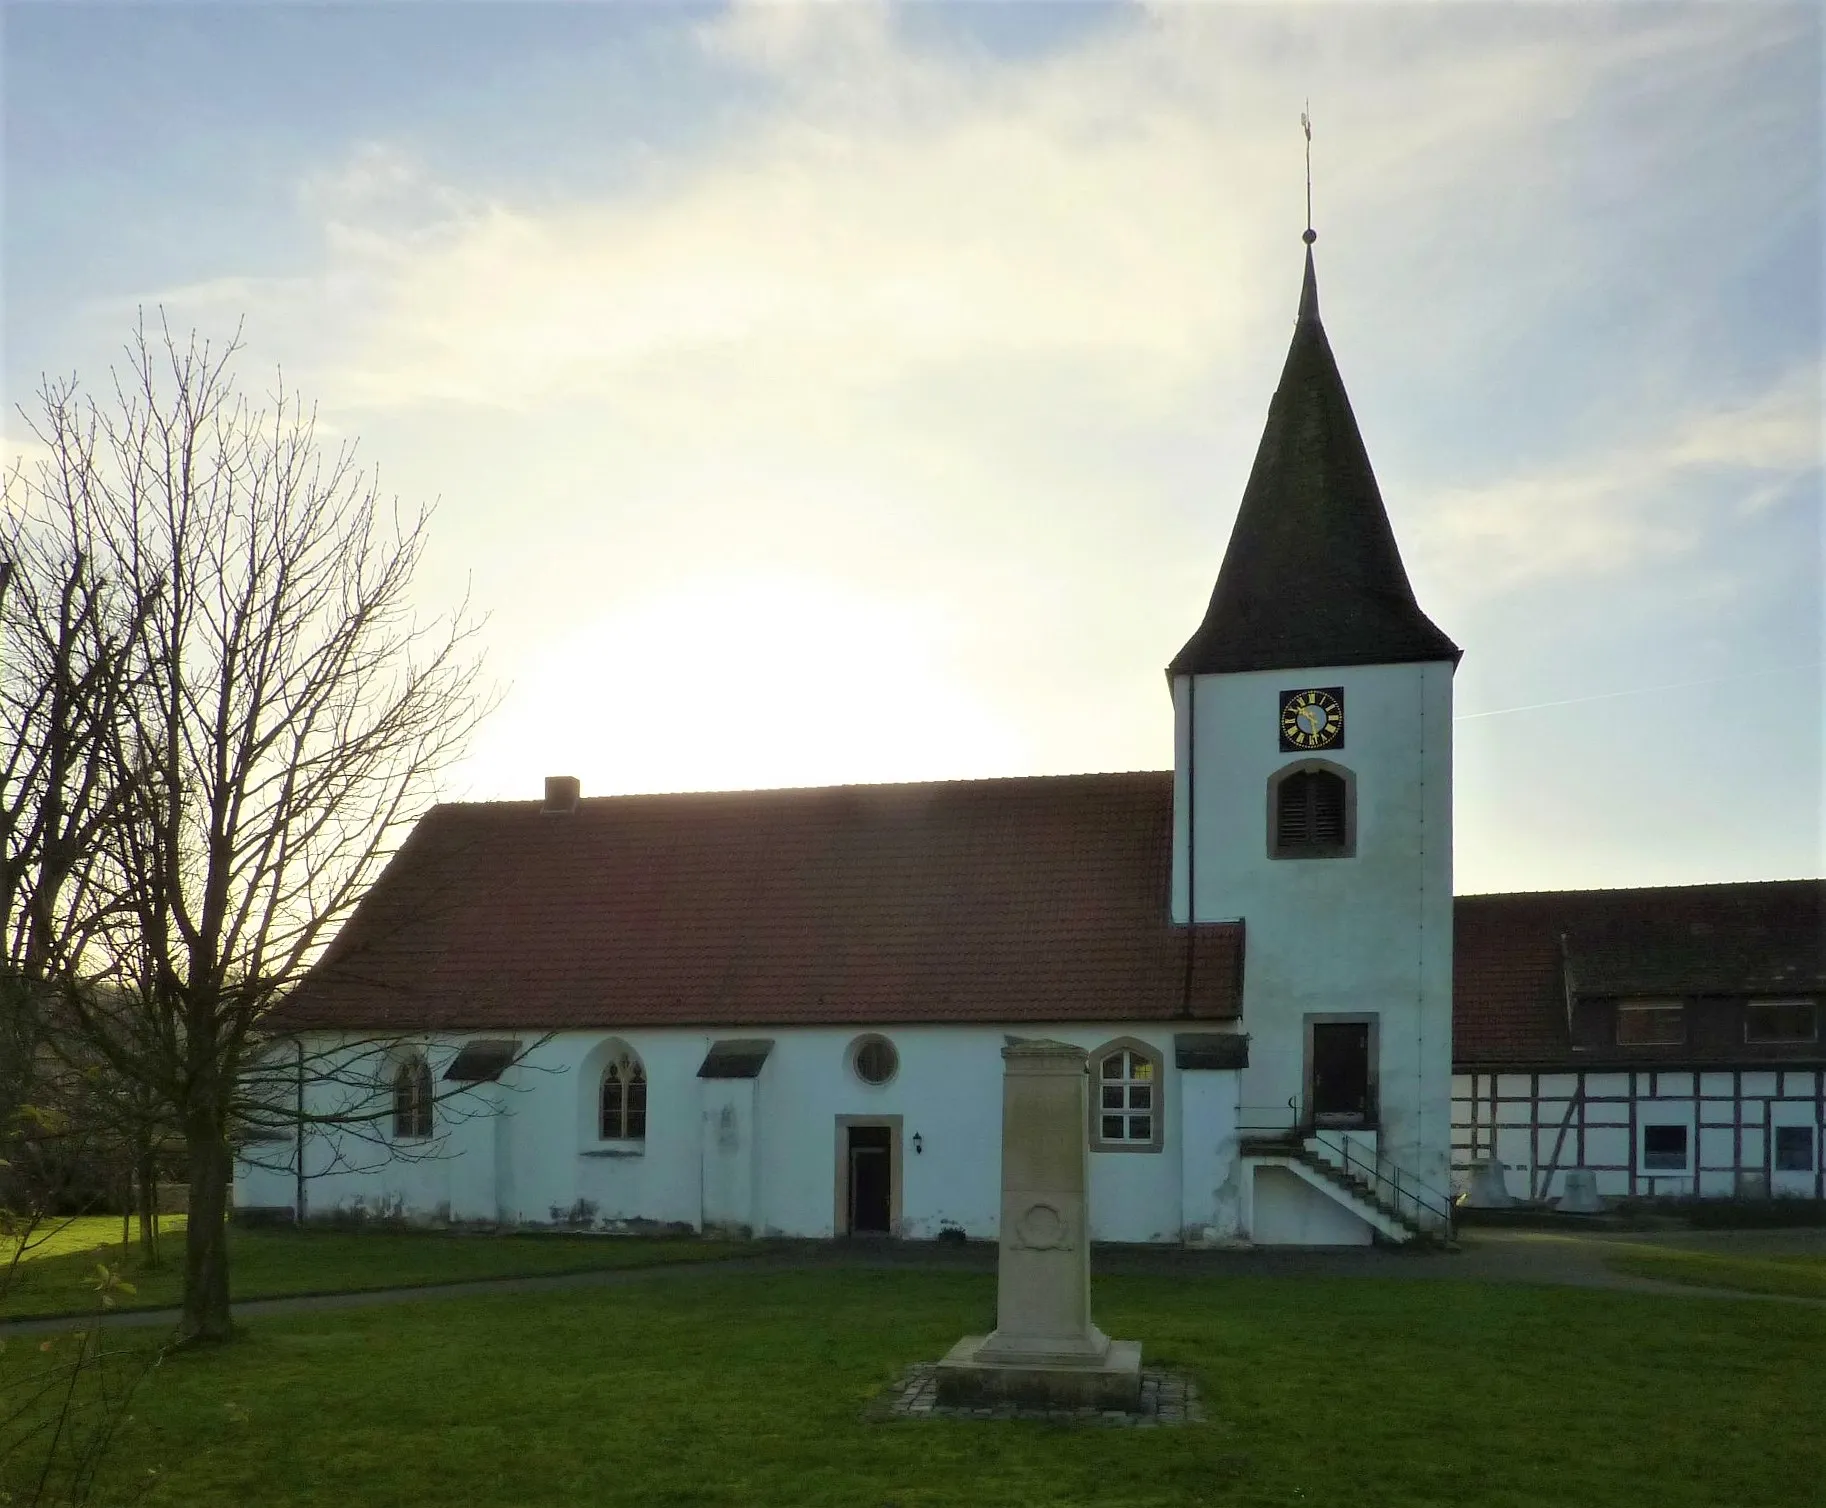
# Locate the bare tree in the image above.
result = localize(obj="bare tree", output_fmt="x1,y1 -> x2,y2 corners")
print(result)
2,450 -> 158,1250
6,316 -> 491,1343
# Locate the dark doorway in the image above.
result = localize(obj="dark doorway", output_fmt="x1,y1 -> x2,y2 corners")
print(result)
847,1125 -> 893,1235
1310,1021 -> 1373,1124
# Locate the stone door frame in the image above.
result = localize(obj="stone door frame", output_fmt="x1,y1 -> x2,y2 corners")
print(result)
833,1114 -> 903,1237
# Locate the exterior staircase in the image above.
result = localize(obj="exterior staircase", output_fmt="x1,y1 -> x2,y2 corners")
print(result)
1239,1133 -> 1451,1246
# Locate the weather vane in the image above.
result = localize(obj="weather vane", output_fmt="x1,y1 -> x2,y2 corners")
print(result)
1301,103 -> 1315,245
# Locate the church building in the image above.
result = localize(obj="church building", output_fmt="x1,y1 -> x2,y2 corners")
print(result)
235,235 -> 1822,1244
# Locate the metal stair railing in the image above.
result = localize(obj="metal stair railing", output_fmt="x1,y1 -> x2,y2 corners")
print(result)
1237,1098 -> 1456,1243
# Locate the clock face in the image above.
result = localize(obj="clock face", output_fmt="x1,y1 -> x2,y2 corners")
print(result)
1279,687 -> 1345,752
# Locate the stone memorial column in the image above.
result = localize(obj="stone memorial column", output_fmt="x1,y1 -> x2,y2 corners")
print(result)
935,1038 -> 1141,1409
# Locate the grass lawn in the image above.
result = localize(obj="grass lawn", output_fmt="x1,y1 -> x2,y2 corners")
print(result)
1,1215 -> 744,1319
1603,1244 -> 1826,1300
6,1269 -> 1820,1508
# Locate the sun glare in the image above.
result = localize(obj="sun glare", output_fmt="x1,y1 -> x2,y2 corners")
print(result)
452,574 -> 1027,801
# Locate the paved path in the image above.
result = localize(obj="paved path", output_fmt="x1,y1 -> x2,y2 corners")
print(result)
5,1225 -> 1820,1338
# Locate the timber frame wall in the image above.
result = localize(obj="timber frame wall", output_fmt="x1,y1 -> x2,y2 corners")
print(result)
1451,1067 -> 1826,1200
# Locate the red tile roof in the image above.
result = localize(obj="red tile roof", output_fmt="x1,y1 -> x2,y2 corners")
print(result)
280,769 -> 1821,1061
1453,879 -> 1826,1067
281,773 -> 1244,1032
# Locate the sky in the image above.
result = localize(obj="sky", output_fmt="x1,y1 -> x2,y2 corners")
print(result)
3,1 -> 1821,897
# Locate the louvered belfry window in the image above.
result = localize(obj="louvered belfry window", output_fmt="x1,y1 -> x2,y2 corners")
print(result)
1275,768 -> 1348,854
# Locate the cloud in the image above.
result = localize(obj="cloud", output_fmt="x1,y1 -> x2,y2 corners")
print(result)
1415,364 -> 1822,590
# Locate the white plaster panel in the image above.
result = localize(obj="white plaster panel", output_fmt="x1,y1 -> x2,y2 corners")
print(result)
1536,1100 -> 1572,1129
1701,1102 -> 1737,1125
1698,1127 -> 1738,1168
1495,1100 -> 1533,1126
1699,1073 -> 1736,1097
1583,1073 -> 1630,1098
1652,1073 -> 1694,1099
1537,1075 -> 1579,1098
1594,1170 -> 1631,1197
1494,1127 -> 1534,1167
1584,1102 -> 1629,1126
1697,1170 -> 1736,1197
1451,1075 -> 1475,1097
1741,1129 -> 1765,1166
1497,1075 -> 1534,1099
1583,1128 -> 1629,1166
1740,1100 -> 1768,1126
1741,1072 -> 1779,1097
1783,1071 -> 1820,1097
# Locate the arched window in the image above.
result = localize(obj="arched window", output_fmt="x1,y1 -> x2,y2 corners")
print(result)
1268,761 -> 1355,859
1089,1038 -> 1163,1153
600,1048 -> 647,1141
392,1055 -> 433,1140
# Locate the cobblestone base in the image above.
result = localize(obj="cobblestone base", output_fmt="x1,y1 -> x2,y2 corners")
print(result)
866,1363 -> 1204,1427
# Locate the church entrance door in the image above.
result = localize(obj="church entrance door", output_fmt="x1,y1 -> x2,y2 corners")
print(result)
847,1125 -> 893,1235
1308,1019 -> 1375,1126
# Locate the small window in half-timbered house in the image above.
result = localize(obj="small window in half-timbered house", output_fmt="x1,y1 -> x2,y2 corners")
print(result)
1616,999 -> 1685,1046
1775,1125 -> 1816,1172
1744,999 -> 1818,1044
1641,1123 -> 1688,1171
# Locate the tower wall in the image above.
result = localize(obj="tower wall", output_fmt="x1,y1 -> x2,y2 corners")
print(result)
1171,659 -> 1454,1199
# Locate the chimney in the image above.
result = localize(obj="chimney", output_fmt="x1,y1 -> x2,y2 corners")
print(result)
542,775 -> 581,814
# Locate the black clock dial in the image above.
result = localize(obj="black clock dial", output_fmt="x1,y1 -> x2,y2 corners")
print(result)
1279,687 -> 1345,752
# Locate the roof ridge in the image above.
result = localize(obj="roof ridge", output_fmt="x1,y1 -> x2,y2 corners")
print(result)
1459,877 -> 1825,901
430,769 -> 1176,812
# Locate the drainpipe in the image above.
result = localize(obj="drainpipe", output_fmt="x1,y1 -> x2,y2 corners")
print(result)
294,1038 -> 306,1225
1181,674 -> 1197,1018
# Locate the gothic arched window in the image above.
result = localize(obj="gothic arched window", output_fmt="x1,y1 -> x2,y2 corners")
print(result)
1269,761 -> 1356,859
600,1048 -> 648,1141
392,1055 -> 434,1140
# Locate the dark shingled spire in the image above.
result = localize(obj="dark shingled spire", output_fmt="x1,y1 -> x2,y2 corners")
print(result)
1168,244 -> 1460,677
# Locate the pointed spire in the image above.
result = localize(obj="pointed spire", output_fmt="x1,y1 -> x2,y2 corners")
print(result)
1167,236 -> 1459,678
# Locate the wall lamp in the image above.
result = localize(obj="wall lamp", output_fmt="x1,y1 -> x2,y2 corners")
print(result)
911,1132 -> 924,1156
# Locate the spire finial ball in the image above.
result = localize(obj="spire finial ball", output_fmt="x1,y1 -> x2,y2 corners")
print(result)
1302,227 -> 1317,245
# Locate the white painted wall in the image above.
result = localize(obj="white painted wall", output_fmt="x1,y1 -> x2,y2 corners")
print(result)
234,1024 -> 1276,1243
1179,1069 -> 1244,1244
1172,659 -> 1455,1214
1248,1165 -> 1374,1246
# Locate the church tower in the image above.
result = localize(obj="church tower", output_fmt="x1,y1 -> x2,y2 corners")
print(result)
1169,233 -> 1460,1212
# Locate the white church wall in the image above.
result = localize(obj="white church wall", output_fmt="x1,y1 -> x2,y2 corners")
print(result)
1173,659 -> 1455,1206
239,1024 -> 1249,1242
1178,1069 -> 1245,1243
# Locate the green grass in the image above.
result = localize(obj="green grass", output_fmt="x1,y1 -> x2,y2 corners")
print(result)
5,1269 -> 1821,1507
1604,1244 -> 1826,1300
1,1216 -> 744,1319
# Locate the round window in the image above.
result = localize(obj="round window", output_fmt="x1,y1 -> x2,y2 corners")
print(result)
851,1035 -> 898,1086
